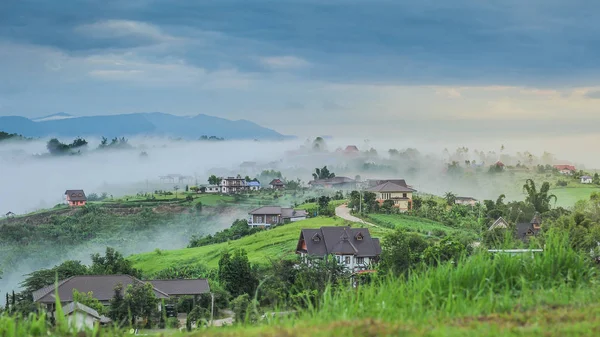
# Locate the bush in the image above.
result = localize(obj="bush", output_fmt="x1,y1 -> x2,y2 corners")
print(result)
166,317 -> 180,329
557,180 -> 568,187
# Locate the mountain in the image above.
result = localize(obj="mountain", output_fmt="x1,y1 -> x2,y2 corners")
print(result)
0,112 -> 289,140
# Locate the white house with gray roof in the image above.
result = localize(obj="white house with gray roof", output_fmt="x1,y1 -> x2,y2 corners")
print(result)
248,206 -> 308,227
296,226 -> 382,273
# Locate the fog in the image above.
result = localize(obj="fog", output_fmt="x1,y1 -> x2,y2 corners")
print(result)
0,134 -> 598,297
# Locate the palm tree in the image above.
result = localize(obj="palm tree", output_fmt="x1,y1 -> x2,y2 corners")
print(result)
522,179 -> 557,213
312,166 -> 335,180
444,192 -> 457,206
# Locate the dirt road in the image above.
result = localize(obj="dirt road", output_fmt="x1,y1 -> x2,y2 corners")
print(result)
335,204 -> 380,228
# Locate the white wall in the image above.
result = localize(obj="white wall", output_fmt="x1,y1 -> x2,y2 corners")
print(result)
67,311 -> 97,331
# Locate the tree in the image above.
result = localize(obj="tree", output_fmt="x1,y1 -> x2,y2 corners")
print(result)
362,192 -> 378,213
90,247 -> 141,278
73,289 -> 105,315
378,229 -> 429,275
173,185 -> 180,198
108,284 -> 129,324
381,199 -> 395,213
218,249 -> 258,298
208,175 -> 221,185
123,282 -> 158,326
21,260 -> 89,295
444,192 -> 457,206
318,195 -> 331,210
46,138 -> 70,155
312,166 -> 335,180
523,179 -> 557,213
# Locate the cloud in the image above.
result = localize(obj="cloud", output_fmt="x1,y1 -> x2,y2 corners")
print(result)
584,90 -> 600,99
259,56 -> 310,70
75,20 -> 178,44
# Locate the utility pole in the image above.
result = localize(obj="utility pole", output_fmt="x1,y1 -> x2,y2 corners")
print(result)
210,292 -> 215,326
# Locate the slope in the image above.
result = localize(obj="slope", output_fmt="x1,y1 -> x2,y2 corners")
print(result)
129,217 -> 389,275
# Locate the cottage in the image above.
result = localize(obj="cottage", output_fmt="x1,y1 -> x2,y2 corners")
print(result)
516,213 -> 542,241
296,226 -> 381,273
269,179 -> 286,189
554,165 -> 576,175
220,177 -> 248,194
309,176 -> 356,190
5,211 -> 15,218
64,190 -> 87,207
343,145 -> 359,155
455,197 -> 477,206
248,206 -> 308,227
247,181 -> 261,191
581,175 -> 593,184
33,275 -> 210,318
488,217 -> 509,231
203,185 -> 220,193
365,181 -> 416,211
366,179 -> 408,188
62,302 -> 111,330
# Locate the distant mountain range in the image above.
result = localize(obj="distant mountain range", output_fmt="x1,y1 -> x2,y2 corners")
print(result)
0,112 -> 289,140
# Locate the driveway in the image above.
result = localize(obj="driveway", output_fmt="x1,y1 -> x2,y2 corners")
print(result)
335,204 -> 380,228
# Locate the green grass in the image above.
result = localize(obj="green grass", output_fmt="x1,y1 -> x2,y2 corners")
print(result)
364,213 -> 475,236
550,186 -> 600,207
295,199 -> 347,211
129,216 -> 387,275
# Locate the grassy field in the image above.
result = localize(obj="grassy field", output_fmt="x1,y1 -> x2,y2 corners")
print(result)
129,216 -> 389,275
364,213 -> 476,236
550,186 -> 600,207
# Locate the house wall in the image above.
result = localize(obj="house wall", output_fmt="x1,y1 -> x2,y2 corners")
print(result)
582,178 -> 593,184
251,214 -> 281,225
67,311 -> 97,331
289,216 -> 307,222
299,253 -> 373,272
68,200 -> 86,207
375,192 -> 412,210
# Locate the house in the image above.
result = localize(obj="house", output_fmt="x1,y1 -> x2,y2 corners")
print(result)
203,185 -> 220,193
220,176 -> 248,194
343,145 -> 359,155
488,217 -> 509,231
365,181 -> 416,211
248,206 -> 308,227
554,165 -> 576,175
269,179 -> 286,189
516,213 -> 542,241
33,275 -> 210,317
309,176 -> 356,190
65,190 -> 87,207
296,226 -> 382,273
247,181 -> 261,191
5,211 -> 15,218
581,175 -> 593,184
455,197 -> 477,206
62,302 -> 111,330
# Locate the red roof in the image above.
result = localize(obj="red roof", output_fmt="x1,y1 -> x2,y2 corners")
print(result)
495,161 -> 505,167
553,165 -> 576,171
344,145 -> 359,153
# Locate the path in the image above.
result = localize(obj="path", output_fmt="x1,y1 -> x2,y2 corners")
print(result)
335,204 -> 381,228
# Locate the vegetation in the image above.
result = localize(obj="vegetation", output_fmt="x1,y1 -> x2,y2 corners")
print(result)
0,131 -> 30,142
312,166 -> 335,180
46,137 -> 88,155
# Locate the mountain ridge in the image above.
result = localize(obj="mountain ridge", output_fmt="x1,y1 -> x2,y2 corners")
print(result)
0,112 -> 289,140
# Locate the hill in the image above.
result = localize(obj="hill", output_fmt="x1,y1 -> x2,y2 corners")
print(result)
128,216 -> 390,275
0,112 -> 288,140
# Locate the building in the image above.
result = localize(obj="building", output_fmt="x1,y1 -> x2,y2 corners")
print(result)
220,176 -> 247,194
269,178 -> 286,189
62,302 -> 111,330
554,165 -> 576,175
247,181 -> 261,191
64,190 -> 87,207
365,181 -> 416,211
343,145 -> 359,155
516,213 -> 542,241
203,185 -> 220,193
488,217 -> 509,231
309,176 -> 356,190
455,197 -> 477,206
296,226 -> 381,273
581,175 -> 593,184
366,179 -> 408,188
33,275 -> 210,318
248,206 -> 308,227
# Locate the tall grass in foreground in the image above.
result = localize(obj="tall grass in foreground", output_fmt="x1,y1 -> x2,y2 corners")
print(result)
287,230 -> 600,324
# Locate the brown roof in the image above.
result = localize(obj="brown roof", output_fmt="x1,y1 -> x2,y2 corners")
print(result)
148,279 -> 210,296
64,190 -> 87,201
365,182 -> 416,193
553,165 -> 576,171
269,179 -> 285,186
33,275 -> 169,303
297,226 -> 381,258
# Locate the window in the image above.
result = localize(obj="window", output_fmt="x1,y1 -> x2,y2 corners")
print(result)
356,257 -> 365,264
312,234 -> 321,242
345,256 -> 351,264
403,193 -> 407,198
355,232 -> 363,241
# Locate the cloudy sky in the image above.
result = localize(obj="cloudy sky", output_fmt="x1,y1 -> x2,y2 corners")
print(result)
1,0 -> 599,137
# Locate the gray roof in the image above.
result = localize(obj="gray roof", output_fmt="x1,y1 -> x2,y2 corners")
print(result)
365,182 -> 416,193
33,275 -> 169,304
148,279 -> 210,296
516,223 -> 540,240
269,179 -> 285,186
62,302 -> 102,320
368,179 -> 407,188
488,217 -> 509,231
456,196 -> 476,201
249,206 -> 307,218
64,190 -> 87,201
310,177 -> 355,185
582,175 -> 593,179
297,226 -> 381,258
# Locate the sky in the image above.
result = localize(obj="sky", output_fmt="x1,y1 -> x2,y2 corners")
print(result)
1,0 -> 600,137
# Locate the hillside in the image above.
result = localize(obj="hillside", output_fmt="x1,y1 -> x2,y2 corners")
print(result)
129,216 -> 390,275
0,112 -> 288,140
